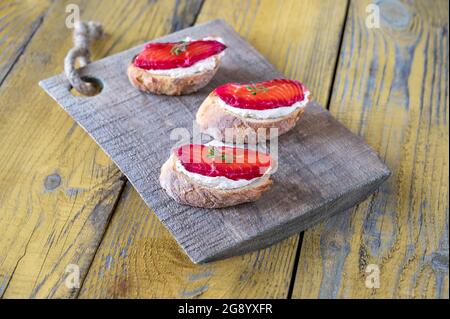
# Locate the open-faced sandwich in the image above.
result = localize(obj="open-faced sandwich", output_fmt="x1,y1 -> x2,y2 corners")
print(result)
160,142 -> 275,208
196,79 -> 311,141
128,37 -> 226,95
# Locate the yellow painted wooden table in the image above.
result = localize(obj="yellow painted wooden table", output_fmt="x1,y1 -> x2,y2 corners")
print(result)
0,0 -> 448,299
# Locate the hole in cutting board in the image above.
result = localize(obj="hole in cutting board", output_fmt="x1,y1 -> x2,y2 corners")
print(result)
69,76 -> 103,97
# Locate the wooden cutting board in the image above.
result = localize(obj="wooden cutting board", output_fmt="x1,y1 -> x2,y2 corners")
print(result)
39,19 -> 390,263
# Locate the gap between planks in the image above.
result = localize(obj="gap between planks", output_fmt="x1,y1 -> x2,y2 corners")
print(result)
73,1 -> 206,296
0,2 -> 50,87
286,0 -> 351,298
73,175 -> 128,298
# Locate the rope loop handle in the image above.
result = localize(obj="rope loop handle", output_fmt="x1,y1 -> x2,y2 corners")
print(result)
64,21 -> 104,96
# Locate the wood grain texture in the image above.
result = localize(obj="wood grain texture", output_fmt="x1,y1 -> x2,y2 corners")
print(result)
41,18 -> 389,264
79,183 -> 298,298
0,0 -> 201,299
0,0 -> 51,85
170,0 -> 204,32
80,0 -> 351,298
293,0 -> 449,299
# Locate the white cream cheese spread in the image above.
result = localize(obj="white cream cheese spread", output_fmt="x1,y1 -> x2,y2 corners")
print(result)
175,160 -> 267,189
146,37 -> 225,78
217,91 -> 310,120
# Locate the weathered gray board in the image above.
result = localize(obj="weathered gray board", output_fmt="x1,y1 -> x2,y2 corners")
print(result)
40,19 -> 390,263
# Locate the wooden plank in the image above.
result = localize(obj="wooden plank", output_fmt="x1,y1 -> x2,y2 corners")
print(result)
293,0 -> 449,298
79,0 -> 350,298
0,0 -> 51,85
0,0 -> 203,299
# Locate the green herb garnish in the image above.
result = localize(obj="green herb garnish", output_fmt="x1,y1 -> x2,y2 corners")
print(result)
206,146 -> 235,163
221,153 -> 236,163
245,84 -> 269,96
206,146 -> 217,158
170,41 -> 189,55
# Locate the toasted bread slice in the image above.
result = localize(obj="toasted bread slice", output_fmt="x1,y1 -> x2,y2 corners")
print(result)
160,153 -> 273,208
127,55 -> 221,96
196,93 -> 306,142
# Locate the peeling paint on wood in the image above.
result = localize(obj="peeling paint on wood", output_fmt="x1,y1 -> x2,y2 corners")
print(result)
293,0 -> 449,299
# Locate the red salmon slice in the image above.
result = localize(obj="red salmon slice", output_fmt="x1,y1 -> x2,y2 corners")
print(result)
134,40 -> 226,70
214,79 -> 309,110
175,144 -> 271,181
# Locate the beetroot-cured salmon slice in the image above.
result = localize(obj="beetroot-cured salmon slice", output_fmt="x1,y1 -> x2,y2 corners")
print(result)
134,40 -> 226,70
214,79 -> 309,110
175,144 -> 271,181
